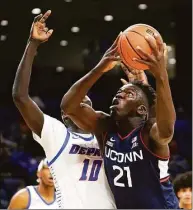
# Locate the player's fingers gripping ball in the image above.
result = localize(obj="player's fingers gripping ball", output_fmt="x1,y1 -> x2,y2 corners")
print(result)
118,24 -> 163,70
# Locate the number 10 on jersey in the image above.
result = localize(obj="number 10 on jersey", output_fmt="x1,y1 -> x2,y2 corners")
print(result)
79,159 -> 102,181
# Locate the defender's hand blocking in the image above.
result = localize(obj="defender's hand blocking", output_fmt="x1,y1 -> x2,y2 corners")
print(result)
120,63 -> 149,85
133,34 -> 168,78
30,10 -> 53,43
94,33 -> 121,72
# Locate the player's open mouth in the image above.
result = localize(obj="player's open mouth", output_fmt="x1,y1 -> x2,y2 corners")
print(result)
184,197 -> 191,200
110,99 -> 119,110
112,98 -> 119,106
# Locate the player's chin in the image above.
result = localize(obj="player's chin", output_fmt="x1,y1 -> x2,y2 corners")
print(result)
47,182 -> 54,187
184,198 -> 192,204
110,108 -> 121,121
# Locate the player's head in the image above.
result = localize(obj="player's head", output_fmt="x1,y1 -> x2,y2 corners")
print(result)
173,172 -> 192,209
61,95 -> 92,128
110,81 -> 156,121
37,158 -> 54,187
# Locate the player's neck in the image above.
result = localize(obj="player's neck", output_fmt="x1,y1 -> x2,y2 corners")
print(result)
179,202 -> 192,210
38,183 -> 55,199
116,117 -> 144,136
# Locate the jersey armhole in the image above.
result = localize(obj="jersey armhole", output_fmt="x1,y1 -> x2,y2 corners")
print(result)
26,187 -> 31,209
160,175 -> 170,183
140,127 -> 170,160
48,130 -> 71,166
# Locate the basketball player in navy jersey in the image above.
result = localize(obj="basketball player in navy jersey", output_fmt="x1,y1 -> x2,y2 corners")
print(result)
61,33 -> 179,208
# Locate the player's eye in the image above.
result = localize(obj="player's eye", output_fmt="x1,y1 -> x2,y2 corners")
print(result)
128,92 -> 134,97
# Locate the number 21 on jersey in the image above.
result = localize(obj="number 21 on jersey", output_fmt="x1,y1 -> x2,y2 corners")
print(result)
113,165 -> 132,187
79,159 -> 102,181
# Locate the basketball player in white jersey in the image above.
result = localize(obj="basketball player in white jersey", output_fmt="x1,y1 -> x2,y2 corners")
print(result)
8,158 -> 58,209
12,10 -> 115,208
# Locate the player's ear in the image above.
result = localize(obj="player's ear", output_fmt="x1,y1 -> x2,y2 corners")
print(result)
137,105 -> 147,117
36,171 -> 40,183
61,110 -> 65,121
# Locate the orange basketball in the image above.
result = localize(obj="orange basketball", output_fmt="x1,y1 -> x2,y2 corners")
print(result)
118,24 -> 163,70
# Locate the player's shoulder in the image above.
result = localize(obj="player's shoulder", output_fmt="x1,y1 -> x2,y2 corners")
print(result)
8,187 -> 29,209
43,114 -> 65,129
12,187 -> 29,200
44,113 -> 63,124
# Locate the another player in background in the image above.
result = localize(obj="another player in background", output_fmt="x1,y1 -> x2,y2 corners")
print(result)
12,10 -> 115,209
173,171 -> 192,209
61,32 -> 179,208
8,158 -> 57,209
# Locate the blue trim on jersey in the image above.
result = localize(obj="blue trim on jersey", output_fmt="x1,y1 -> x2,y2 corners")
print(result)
48,131 -> 70,166
71,132 -> 94,141
26,187 -> 31,209
33,186 -> 56,205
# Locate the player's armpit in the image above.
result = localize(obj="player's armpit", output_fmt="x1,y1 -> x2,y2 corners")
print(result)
8,188 -> 29,209
149,122 -> 174,145
13,96 -> 44,137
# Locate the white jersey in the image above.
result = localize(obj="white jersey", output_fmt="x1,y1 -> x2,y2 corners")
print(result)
33,114 -> 115,209
26,186 -> 58,209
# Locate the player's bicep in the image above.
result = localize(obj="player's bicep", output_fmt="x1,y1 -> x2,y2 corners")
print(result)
13,96 -> 44,137
150,122 -> 174,145
8,189 -> 29,209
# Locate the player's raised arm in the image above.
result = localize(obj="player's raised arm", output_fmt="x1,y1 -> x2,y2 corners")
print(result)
61,34 -> 121,133
12,10 -> 53,137
134,34 -> 176,145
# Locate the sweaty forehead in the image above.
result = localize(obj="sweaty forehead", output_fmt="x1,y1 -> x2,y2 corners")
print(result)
120,84 -> 146,99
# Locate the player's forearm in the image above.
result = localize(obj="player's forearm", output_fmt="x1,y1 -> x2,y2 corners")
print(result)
155,71 -> 176,138
12,40 -> 39,101
61,66 -> 104,113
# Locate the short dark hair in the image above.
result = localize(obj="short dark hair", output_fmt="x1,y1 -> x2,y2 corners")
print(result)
173,171 -> 192,195
131,81 -> 156,108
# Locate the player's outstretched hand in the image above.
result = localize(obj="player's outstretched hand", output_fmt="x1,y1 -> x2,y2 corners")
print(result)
29,10 -> 53,44
94,33 -> 121,72
133,34 -> 168,78
120,63 -> 149,85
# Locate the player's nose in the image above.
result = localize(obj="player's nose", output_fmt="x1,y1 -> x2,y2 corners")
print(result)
185,191 -> 192,196
116,92 -> 125,99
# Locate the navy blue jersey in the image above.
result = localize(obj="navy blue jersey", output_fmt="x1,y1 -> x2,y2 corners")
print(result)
104,125 -> 179,209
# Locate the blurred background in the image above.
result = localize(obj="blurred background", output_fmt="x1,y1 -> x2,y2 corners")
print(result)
0,0 -> 192,208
